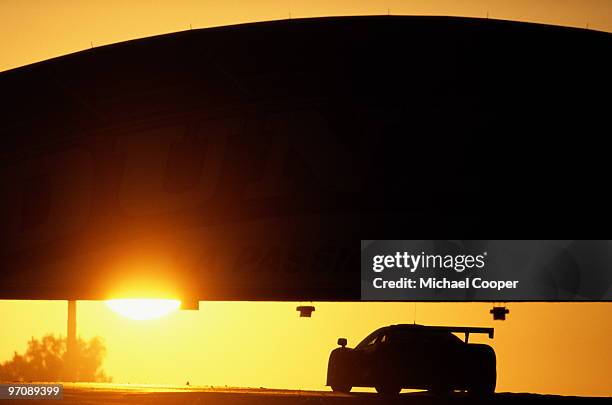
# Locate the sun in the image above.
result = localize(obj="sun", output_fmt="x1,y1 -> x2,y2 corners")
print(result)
106,299 -> 181,320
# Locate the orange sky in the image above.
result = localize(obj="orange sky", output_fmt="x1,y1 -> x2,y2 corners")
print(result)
0,301 -> 610,396
0,0 -> 611,73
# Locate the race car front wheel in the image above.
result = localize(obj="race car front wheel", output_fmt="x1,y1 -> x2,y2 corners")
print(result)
331,384 -> 352,393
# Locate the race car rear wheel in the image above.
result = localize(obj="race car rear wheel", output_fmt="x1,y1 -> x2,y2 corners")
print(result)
468,345 -> 496,396
469,372 -> 495,396
430,385 -> 451,396
375,384 -> 401,396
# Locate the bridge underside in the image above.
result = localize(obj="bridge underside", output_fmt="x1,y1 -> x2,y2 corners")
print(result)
0,16 -> 610,301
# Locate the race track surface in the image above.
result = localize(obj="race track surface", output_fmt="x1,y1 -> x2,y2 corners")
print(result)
4,384 -> 609,404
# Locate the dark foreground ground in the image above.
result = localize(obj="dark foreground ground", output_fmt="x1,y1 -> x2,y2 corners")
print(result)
5,384 -> 610,404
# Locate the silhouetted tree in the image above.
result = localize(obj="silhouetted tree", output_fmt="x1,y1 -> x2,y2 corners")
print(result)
0,334 -> 111,382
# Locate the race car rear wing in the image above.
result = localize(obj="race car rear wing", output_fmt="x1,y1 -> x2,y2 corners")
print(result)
426,326 -> 494,343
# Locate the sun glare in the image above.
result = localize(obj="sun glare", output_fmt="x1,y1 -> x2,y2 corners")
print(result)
105,299 -> 181,320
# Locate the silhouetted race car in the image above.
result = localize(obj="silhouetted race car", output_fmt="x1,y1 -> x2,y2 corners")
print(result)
327,324 -> 496,395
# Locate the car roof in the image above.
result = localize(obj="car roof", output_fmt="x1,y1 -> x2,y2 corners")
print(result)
387,324 -> 439,330
377,324 -> 453,334
363,324 -> 494,342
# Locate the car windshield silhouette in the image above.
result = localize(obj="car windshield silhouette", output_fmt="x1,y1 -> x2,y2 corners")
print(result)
355,327 -> 464,350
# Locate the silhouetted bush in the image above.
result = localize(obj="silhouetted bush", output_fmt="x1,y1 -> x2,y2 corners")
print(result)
0,334 -> 111,382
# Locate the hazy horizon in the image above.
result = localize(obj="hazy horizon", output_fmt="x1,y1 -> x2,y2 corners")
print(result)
1,301 -> 610,397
